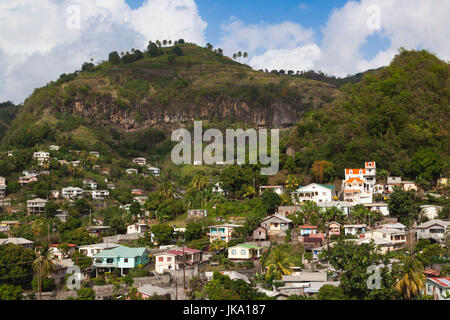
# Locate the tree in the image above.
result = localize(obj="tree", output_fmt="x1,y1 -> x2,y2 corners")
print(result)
0,243 -> 35,288
0,284 -> 23,300
72,251 -> 92,272
108,51 -> 120,65
172,46 -> 183,56
178,39 -> 185,44
395,258 -> 426,299
81,62 -> 95,72
168,55 -> 176,65
151,224 -> 174,245
265,248 -> 294,280
243,52 -> 248,63
129,201 -> 142,218
209,239 -> 227,252
311,160 -> 334,183
318,284 -> 349,300
388,187 -> 419,226
185,222 -> 204,241
77,287 -> 96,300
33,245 -> 56,295
261,190 -> 282,214
44,201 -> 59,218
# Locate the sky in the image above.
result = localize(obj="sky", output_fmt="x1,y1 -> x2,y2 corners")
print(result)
0,0 -> 449,104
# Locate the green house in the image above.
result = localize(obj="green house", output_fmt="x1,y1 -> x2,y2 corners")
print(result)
93,246 -> 149,275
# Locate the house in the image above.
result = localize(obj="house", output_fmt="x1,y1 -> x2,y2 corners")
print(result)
373,184 -> 385,194
0,237 -> 33,249
420,205 -> 444,220
49,145 -> 60,151
415,220 -> 449,244
0,221 -> 21,233
187,209 -> 208,220
7,151 -> 13,157
83,179 -> 98,190
89,151 -> 100,158
132,157 -> 147,166
22,170 -> 39,176
50,190 -> 60,199
387,177 -> 418,192
259,185 -> 284,196
364,203 -> 390,216
126,168 -> 138,175
204,271 -> 250,284
127,223 -> 149,235
55,210 -> 69,222
424,277 -> 450,300
277,206 -> 301,217
343,177 -> 373,204
207,224 -> 242,243
62,187 -> 84,199
100,168 -> 110,175
87,226 -> 111,237
106,183 -> 115,190
0,178 -> 5,199
343,224 -> 366,237
228,243 -> 263,260
19,174 -> 38,185
71,160 -> 80,167
327,222 -> 341,237
260,214 -> 293,238
0,199 -> 11,207
93,246 -> 150,275
301,234 -> 324,249
92,190 -> 109,200
352,237 -> 394,254
251,226 -> 268,241
364,229 -> 407,250
317,201 -> 356,215
27,198 -> 47,214
146,166 -> 160,176
133,196 -> 148,206
298,225 -> 318,236
136,284 -> 174,300
292,183 -> 335,204
154,248 -> 203,274
78,243 -> 122,258
344,161 -> 377,192
379,223 -> 406,232
279,272 -> 331,296
49,244 -> 77,260
33,151 -> 50,165
131,189 -> 145,196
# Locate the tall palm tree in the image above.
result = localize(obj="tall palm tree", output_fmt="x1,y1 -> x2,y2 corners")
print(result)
243,186 -> 257,199
209,239 -> 227,253
395,258 -> 426,299
301,201 -> 320,224
265,248 -> 294,280
284,175 -> 299,192
33,245 -> 56,296
243,52 -> 248,64
233,53 -> 237,60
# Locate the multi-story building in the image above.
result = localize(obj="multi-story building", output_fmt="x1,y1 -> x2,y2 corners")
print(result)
364,228 -> 407,250
19,174 -> 38,185
61,187 -> 84,199
342,162 -> 376,204
415,220 -> 449,244
0,177 -> 6,199
27,198 -> 47,215
33,151 -> 50,165
83,179 -> 98,190
154,248 -> 203,274
132,157 -> 147,166
207,224 -> 242,243
292,183 -> 335,204
91,190 -> 109,200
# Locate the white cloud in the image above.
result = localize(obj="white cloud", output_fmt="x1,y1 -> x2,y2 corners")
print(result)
219,0 -> 450,76
0,0 -> 207,103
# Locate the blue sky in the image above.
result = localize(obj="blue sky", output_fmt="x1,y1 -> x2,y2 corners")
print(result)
0,0 -> 448,103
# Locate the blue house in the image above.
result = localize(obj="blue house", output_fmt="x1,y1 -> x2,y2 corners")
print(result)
93,246 -> 149,275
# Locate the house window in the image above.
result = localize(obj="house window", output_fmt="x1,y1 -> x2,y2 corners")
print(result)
124,258 -> 128,263
241,250 -> 246,255
231,250 -> 236,255
167,257 -> 172,262
158,257 -> 163,262
106,258 -> 114,264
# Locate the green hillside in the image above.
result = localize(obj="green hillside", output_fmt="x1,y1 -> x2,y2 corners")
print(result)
285,49 -> 449,183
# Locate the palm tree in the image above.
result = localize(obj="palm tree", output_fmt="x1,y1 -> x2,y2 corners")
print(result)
33,245 -> 56,296
163,40 -> 167,46
233,53 -> 237,60
237,51 -> 242,62
301,201 -> 320,223
243,52 -> 248,64
395,258 -> 426,299
284,175 -> 299,191
209,239 -> 227,253
243,186 -> 257,199
265,248 -> 294,280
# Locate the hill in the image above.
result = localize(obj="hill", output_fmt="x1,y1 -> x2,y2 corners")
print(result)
285,49 -> 449,183
0,43 -> 340,160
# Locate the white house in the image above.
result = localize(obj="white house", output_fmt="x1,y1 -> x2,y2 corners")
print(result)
133,196 -> 148,206
78,243 -> 122,258
127,223 -> 149,235
83,179 -> 98,190
424,277 -> 450,300
364,229 -> 407,250
91,190 -> 109,200
420,205 -> 444,220
62,187 -> 84,199
27,198 -> 47,215
133,157 -> 146,166
228,244 -> 262,260
146,166 -> 160,176
317,201 -> 356,215
89,151 -> 100,158
126,168 -> 138,175
292,183 -> 335,204
379,223 -> 407,232
364,203 -> 390,216
415,220 -> 449,244
343,177 -> 373,204
33,151 -> 50,165
154,248 -> 203,274
343,224 -> 367,236
207,224 -> 242,243
49,145 -> 60,151
0,177 -> 6,199
387,177 -> 418,192
259,186 -> 284,196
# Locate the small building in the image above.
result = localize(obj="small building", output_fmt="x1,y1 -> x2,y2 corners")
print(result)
79,243 -> 122,258
317,202 -> 356,215
415,220 -> 449,244
260,214 -> 293,238
352,237 -> 394,254
0,237 -> 33,249
147,166 -> 160,176
92,190 -> 109,200
49,145 -> 60,151
83,179 -> 98,190
343,224 -> 366,237
106,183 -> 115,190
132,158 -> 146,166
327,221 -> 341,237
50,190 -> 60,199
89,151 -> 100,158
131,189 -> 145,196
154,248 -> 203,274
364,229 -> 407,250
55,210 -> 69,223
126,168 -> 138,175
27,198 -> 47,215
19,174 -> 38,185
62,187 -> 84,199
133,196 -> 148,206
87,226 -> 111,237
378,223 -> 406,232
136,284 -> 174,300
387,177 -> 418,192
187,209 -> 208,220
292,183 -> 335,204
298,225 -> 318,236
277,206 -> 301,217
420,205 -> 444,220
228,244 -> 262,260
252,226 -> 268,242
424,277 -> 450,300
49,244 -> 77,260
259,185 -> 284,196
93,246 -> 150,275
33,151 -> 50,165
127,223 -> 149,235
207,224 -> 242,243
364,203 -> 390,216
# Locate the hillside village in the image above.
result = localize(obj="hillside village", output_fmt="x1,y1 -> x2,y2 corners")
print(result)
0,144 -> 448,300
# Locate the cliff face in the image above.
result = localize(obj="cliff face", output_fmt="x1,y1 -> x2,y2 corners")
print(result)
48,93 -> 331,129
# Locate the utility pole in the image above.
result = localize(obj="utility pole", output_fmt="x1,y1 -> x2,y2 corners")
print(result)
175,278 -> 178,300
183,243 -> 186,290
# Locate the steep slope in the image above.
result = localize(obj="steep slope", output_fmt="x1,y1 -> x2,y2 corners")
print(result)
0,101 -> 20,138
286,49 -> 449,181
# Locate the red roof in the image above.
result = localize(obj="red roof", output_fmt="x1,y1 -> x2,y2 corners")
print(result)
345,177 -> 364,183
429,277 -> 450,288
345,168 -> 366,175
423,269 -> 440,276
51,244 -> 77,247
298,225 -> 318,229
